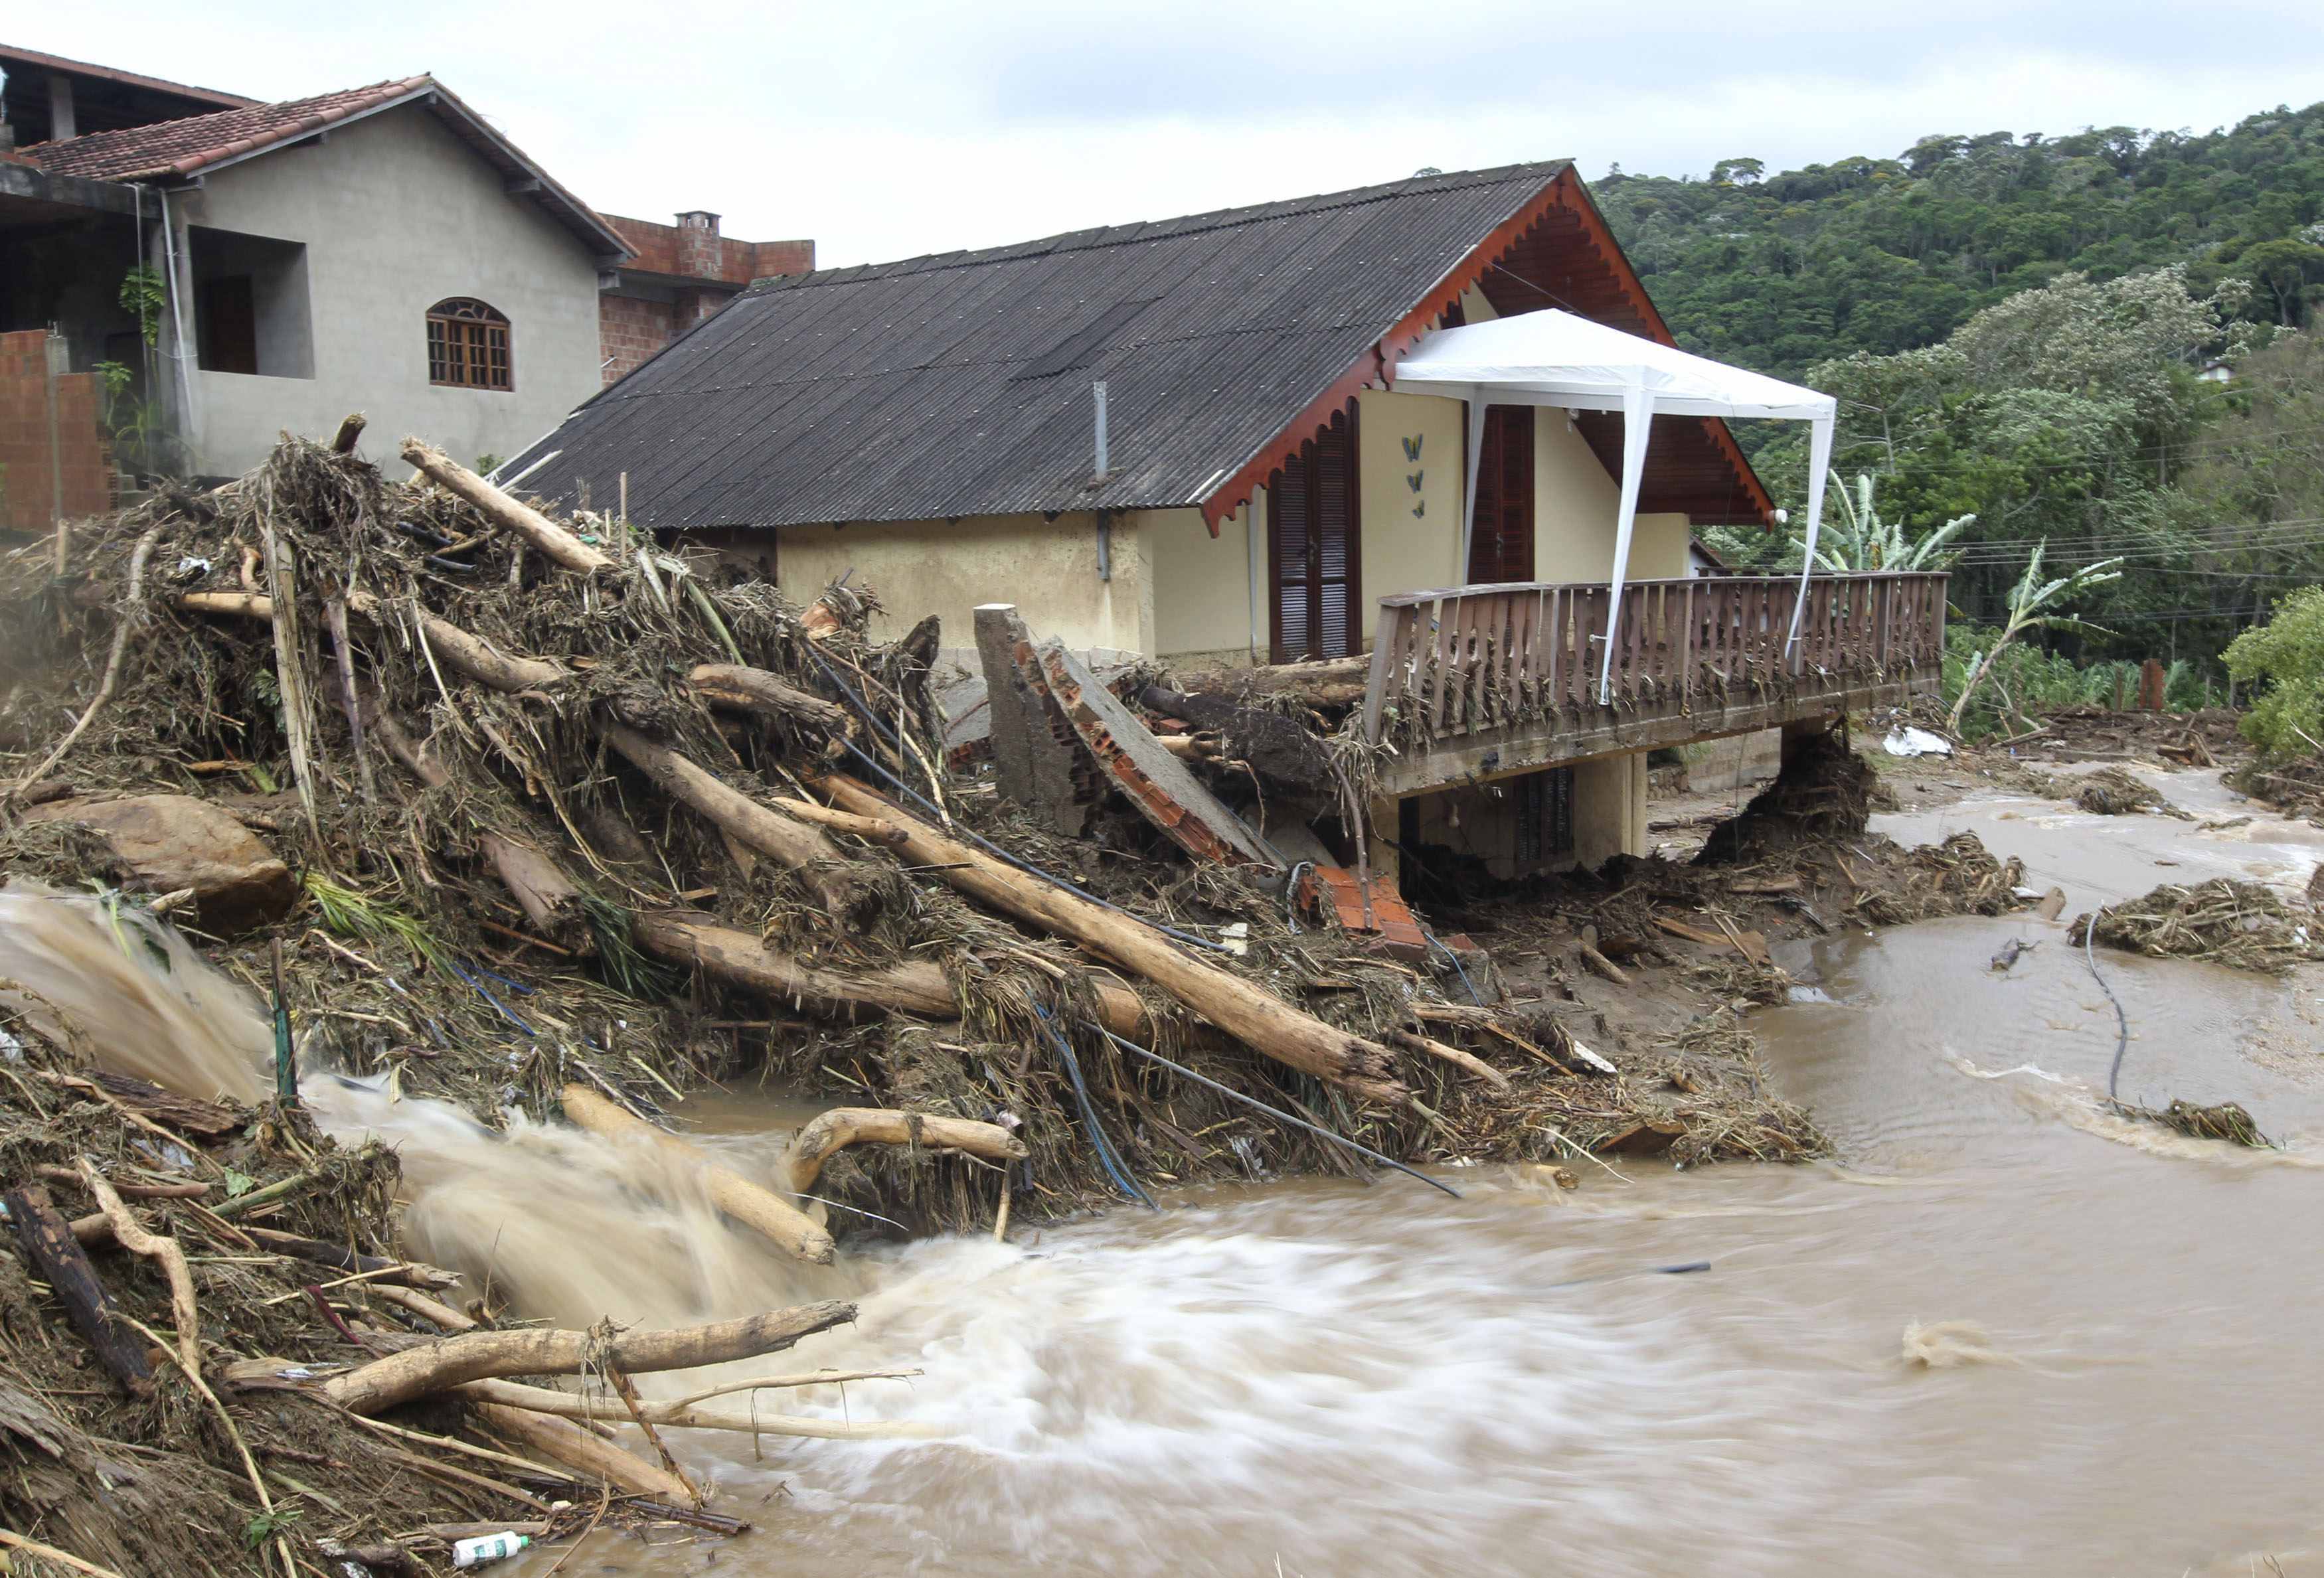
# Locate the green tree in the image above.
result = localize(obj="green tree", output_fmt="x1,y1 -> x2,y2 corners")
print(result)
2224,586 -> 2324,758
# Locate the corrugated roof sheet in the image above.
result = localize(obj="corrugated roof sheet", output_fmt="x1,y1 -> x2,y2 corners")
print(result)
504,161 -> 1574,530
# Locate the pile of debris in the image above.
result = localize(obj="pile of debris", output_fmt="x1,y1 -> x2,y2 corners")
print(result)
2072,765 -> 2187,819
2070,878 -> 2322,975
7,430 -> 1903,1568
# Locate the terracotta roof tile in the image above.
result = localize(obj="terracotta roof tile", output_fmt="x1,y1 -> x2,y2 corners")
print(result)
21,76 -> 431,179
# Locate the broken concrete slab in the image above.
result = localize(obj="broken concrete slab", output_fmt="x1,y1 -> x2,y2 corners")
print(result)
19,793 -> 296,934
1037,639 -> 1282,870
973,605 -> 1098,837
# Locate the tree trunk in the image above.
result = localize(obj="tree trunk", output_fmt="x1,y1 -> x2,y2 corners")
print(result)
323,1301 -> 856,1415
400,439 -> 611,574
456,1378 -> 937,1441
3,1186 -> 151,1395
478,832 -> 593,955
558,1085 -> 835,1263
598,722 -> 874,919
631,909 -> 1151,1038
817,775 -> 1408,1103
468,1401 -> 695,1502
688,664 -> 850,734
782,1108 -> 1028,1197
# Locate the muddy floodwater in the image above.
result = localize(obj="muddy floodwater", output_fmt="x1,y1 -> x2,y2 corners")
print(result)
360,765 -> 2320,1577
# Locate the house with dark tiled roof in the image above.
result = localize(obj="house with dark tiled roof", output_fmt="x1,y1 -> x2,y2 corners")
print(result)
0,48 -> 628,481
507,163 -> 1945,876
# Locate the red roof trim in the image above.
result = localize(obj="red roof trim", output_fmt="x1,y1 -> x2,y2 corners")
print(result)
1197,166 -> 1775,534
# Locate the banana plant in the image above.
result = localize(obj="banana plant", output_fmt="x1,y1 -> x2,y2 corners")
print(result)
1947,542 -> 2124,733
1791,471 -> 1975,572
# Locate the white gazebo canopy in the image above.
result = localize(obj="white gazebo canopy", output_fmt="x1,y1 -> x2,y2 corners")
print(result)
1392,309 -> 1836,702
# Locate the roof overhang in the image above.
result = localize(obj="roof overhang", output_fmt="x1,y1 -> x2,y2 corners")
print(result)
108,80 -> 631,264
1194,165 -> 1777,535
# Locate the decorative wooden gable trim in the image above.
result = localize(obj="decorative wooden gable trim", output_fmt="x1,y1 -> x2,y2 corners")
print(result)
1197,167 -> 1774,535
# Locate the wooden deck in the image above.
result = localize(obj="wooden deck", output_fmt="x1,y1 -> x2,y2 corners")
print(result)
1361,572 -> 1948,797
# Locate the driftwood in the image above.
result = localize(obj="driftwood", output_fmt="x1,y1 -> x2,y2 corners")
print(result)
558,1085 -> 835,1263
400,439 -> 610,574
477,832 -> 593,955
323,1301 -> 855,1416
689,663 -> 851,734
770,797 -> 908,846
78,1162 -> 201,1378
782,1108 -> 1028,1197
630,910 -> 1153,1037
598,722 -> 873,919
189,595 -> 872,915
469,1401 -> 695,1503
1577,942 -> 1631,986
4,1186 -> 151,1395
1164,654 -> 1370,706
239,1227 -> 460,1290
456,1378 -> 939,1441
1384,1030 -> 1511,1090
817,775 -> 1408,1103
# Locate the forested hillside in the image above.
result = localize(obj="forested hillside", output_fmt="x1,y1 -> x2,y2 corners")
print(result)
1596,104 -> 2324,692
1598,104 -> 2324,378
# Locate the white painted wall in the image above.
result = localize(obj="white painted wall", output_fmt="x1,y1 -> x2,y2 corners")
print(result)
165,103 -> 605,479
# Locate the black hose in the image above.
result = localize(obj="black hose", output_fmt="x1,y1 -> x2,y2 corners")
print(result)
1033,1008 -> 1156,1210
2085,919 -> 2131,1099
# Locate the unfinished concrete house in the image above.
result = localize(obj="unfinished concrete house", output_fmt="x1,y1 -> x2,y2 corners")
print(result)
501,161 -> 1946,882
1,47 -> 627,483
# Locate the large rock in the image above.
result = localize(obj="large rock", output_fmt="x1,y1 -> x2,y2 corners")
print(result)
21,794 -> 295,933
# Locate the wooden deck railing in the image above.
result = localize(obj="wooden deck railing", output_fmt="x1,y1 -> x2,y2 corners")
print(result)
1362,572 -> 1948,744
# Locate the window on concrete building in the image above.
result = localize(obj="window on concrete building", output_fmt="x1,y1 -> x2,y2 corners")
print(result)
427,298 -> 512,391
190,226 -> 313,378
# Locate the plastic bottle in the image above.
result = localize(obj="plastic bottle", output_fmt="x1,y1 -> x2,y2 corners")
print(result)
451,1532 -> 533,1568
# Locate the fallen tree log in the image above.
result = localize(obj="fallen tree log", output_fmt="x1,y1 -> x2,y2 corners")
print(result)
323,1301 -> 855,1415
3,1186 -> 150,1395
559,1084 -> 835,1264
689,664 -> 850,734
770,797 -> 907,846
783,1108 -> 1028,1197
478,832 -> 593,955
469,1400 -> 695,1502
817,775 -> 1408,1103
598,722 -> 873,919
456,1378 -> 939,1441
400,439 -> 610,575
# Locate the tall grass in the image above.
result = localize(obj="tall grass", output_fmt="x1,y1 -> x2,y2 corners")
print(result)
1941,627 -> 2215,740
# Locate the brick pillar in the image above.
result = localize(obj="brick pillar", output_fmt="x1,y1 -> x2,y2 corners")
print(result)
675,210 -> 722,279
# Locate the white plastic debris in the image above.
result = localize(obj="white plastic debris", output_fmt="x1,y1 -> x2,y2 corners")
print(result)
452,1532 -> 533,1568
1883,726 -> 1953,758
1218,921 -> 1250,957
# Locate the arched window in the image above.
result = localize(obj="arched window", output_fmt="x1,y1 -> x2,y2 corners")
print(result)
426,298 -> 511,390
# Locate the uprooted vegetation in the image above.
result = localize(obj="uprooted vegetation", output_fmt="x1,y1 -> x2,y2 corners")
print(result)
2070,877 -> 2323,975
0,433 -> 2040,1569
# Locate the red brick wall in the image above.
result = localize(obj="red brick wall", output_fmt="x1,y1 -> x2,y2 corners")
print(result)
0,330 -> 112,532
600,293 -> 675,386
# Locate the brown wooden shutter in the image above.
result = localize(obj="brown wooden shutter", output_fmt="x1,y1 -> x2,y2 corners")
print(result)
1466,405 -> 1535,584
1268,400 -> 1362,663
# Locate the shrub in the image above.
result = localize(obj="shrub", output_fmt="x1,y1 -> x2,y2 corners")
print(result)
2224,587 -> 2324,759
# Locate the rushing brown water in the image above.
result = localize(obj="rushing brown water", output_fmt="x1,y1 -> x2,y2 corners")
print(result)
11,763 -> 2323,1575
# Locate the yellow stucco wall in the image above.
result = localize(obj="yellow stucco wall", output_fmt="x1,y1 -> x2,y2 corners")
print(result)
1531,406 -> 1691,584
774,513 -> 1151,655
1357,388 -> 1467,617
1143,503 -> 1257,665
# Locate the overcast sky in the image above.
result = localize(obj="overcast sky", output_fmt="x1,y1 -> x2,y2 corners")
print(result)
16,2 -> 2324,267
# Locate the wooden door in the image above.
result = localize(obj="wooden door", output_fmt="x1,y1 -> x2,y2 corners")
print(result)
1465,404 -> 1534,584
1269,400 -> 1362,663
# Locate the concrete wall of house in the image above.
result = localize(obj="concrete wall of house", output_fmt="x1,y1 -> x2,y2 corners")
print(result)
166,104 -> 604,479
773,511 -> 1153,659
1533,406 -> 1691,584
1145,501 -> 1256,666
1404,749 -> 1646,880
1357,387 -> 1468,603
